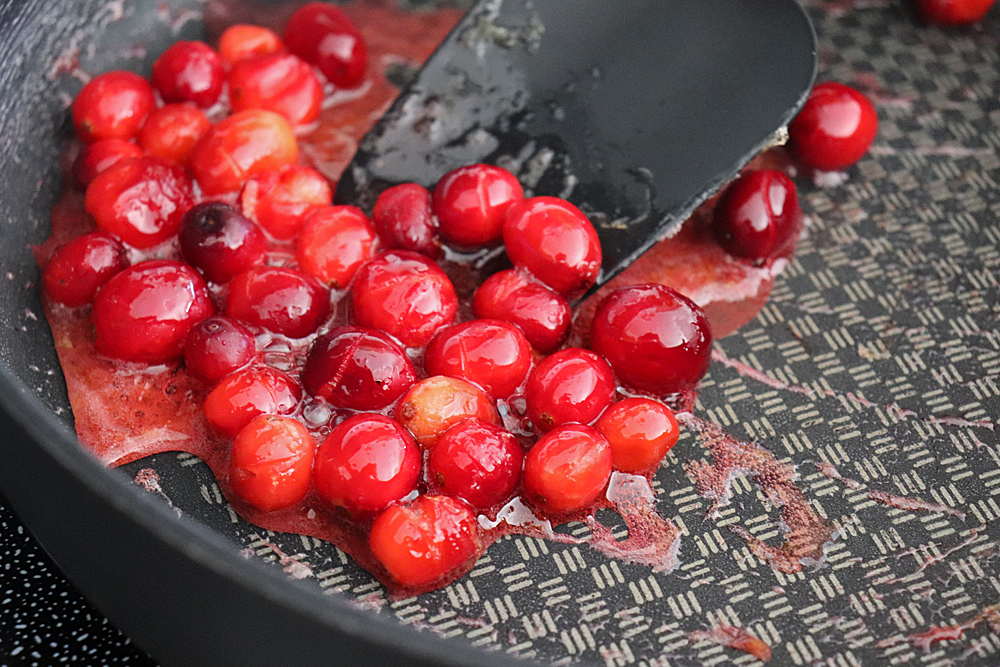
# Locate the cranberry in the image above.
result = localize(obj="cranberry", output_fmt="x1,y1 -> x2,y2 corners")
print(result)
228,415 -> 315,512
151,40 -> 225,108
229,53 -> 324,126
226,267 -> 329,339
301,326 -> 417,411
218,24 -> 285,67
91,260 -> 214,363
525,348 -> 615,432
432,164 -> 523,248
204,366 -> 301,438
239,166 -> 333,241
183,315 -> 256,384
917,0 -> 996,23
72,138 -> 143,187
502,196 -> 602,298
85,156 -> 194,249
595,397 -> 679,474
313,414 -> 420,518
369,495 -> 479,589
137,103 -> 211,165
472,269 -> 571,354
590,284 -> 712,396
284,2 -> 367,88
428,418 -> 523,509
523,423 -> 612,514
425,319 -> 532,400
371,182 -> 441,258
42,232 -> 128,307
72,70 -> 155,143
713,169 -> 801,263
397,376 -> 500,448
350,251 -> 457,348
788,81 -> 878,172
297,206 -> 376,288
179,202 -> 267,285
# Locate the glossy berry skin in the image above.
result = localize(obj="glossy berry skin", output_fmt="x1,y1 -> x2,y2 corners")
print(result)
43,232 -> 128,307
284,2 -> 367,88
595,397 -> 679,474
137,103 -> 211,165
788,81 -> 878,172
183,315 -> 256,384
72,71 -> 155,143
351,251 -> 458,348
226,267 -> 329,339
297,206 -> 376,288
85,156 -> 194,249
151,40 -> 225,108
228,415 -> 316,512
428,418 -> 523,510
72,138 -> 143,187
426,320 -> 533,400
432,164 -> 523,248
526,348 -> 616,432
229,53 -> 324,126
371,182 -> 441,258
397,376 -> 500,449
369,495 -> 479,589
713,169 -> 801,263
218,24 -> 285,67
523,423 -> 612,515
591,284 -> 712,396
91,260 -> 214,364
313,414 -> 421,518
204,366 -> 301,438
472,269 -> 572,354
917,0 -> 996,24
179,202 -> 267,284
301,326 -> 417,411
239,166 -> 332,241
503,196 -> 602,298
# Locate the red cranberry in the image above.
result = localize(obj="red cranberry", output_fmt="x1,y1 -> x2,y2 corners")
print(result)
226,267 -> 329,339
42,232 -> 128,307
179,202 -> 267,285
713,169 -> 801,263
72,138 -> 143,188
502,196 -> 602,298
369,495 -> 479,589
313,414 -> 421,518
72,70 -> 155,143
301,326 -> 417,411
351,251 -> 457,348
523,423 -> 612,514
204,366 -> 301,438
219,24 -> 284,67
296,206 -> 376,288
239,165 -> 332,240
229,53 -> 324,126
428,418 -> 523,510
472,269 -> 571,354
595,397 -> 679,474
590,284 -> 712,396
371,182 -> 441,258
91,260 -> 214,363
425,319 -> 532,400
788,81 -> 878,172
432,164 -> 523,248
183,315 -> 256,384
284,2 -> 367,88
137,103 -> 211,165
228,415 -> 315,512
397,376 -> 500,448
525,348 -> 615,432
151,40 -> 225,108
917,0 -> 996,23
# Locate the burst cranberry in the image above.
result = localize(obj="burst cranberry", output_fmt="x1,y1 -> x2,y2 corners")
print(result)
432,164 -> 523,249
138,103 -> 211,165
91,260 -> 214,363
713,169 -> 801,263
472,269 -> 571,354
371,182 -> 441,258
151,40 -> 225,108
218,24 -> 285,67
226,267 -> 329,339
284,2 -> 367,88
42,232 -> 128,307
228,415 -> 315,512
503,196 -> 602,298
591,284 -> 712,396
428,418 -> 523,509
297,206 -> 376,288
397,376 -> 500,448
229,53 -> 324,126
301,326 -> 417,411
351,251 -> 457,348
425,319 -> 532,400
190,109 -> 299,195
204,366 -> 301,438
85,156 -> 194,249
239,165 -> 333,240
917,0 -> 996,23
179,202 -> 266,285
525,348 -> 615,432
595,398 -> 679,474
72,138 -> 143,187
72,70 -> 155,143
523,424 -> 612,514
183,316 -> 256,384
313,414 -> 420,518
370,495 -> 479,589
788,81 -> 878,172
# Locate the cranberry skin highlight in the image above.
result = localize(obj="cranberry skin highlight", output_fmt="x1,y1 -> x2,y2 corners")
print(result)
428,418 -> 523,510
183,316 -> 256,385
526,348 -> 616,432
179,202 -> 267,285
425,319 -> 532,400
372,182 -> 441,258
42,232 -> 128,307
204,366 -> 301,438
432,164 -> 523,248
226,267 -> 330,339
72,70 -> 155,143
713,169 -> 801,263
228,415 -> 316,512
472,269 -> 572,354
596,397 -> 679,474
789,81 -> 878,172
523,423 -> 613,515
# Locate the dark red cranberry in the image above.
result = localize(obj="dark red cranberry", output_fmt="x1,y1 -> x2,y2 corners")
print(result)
72,70 -> 155,143
428,418 -> 523,510
204,366 -> 301,438
523,423 -> 612,515
397,376 -> 500,449
183,316 -> 256,384
137,103 -> 211,165
297,206 -> 376,288
425,319 -> 532,400
918,0 -> 996,23
283,3 -> 367,88
713,169 -> 801,263
72,138 -> 143,188
179,202 -> 267,284
301,326 -> 417,411
228,415 -> 315,511
371,182 -> 441,258
590,284 -> 712,396
472,268 -> 571,354
595,397 -> 679,474
788,81 -> 878,172
226,267 -> 330,339
432,164 -> 523,248
239,165 -> 333,241
525,348 -> 615,432
229,53 -> 324,126
151,40 -> 225,108
42,232 -> 128,307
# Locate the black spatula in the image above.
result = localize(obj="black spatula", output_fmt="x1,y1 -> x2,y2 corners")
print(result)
335,0 -> 817,293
